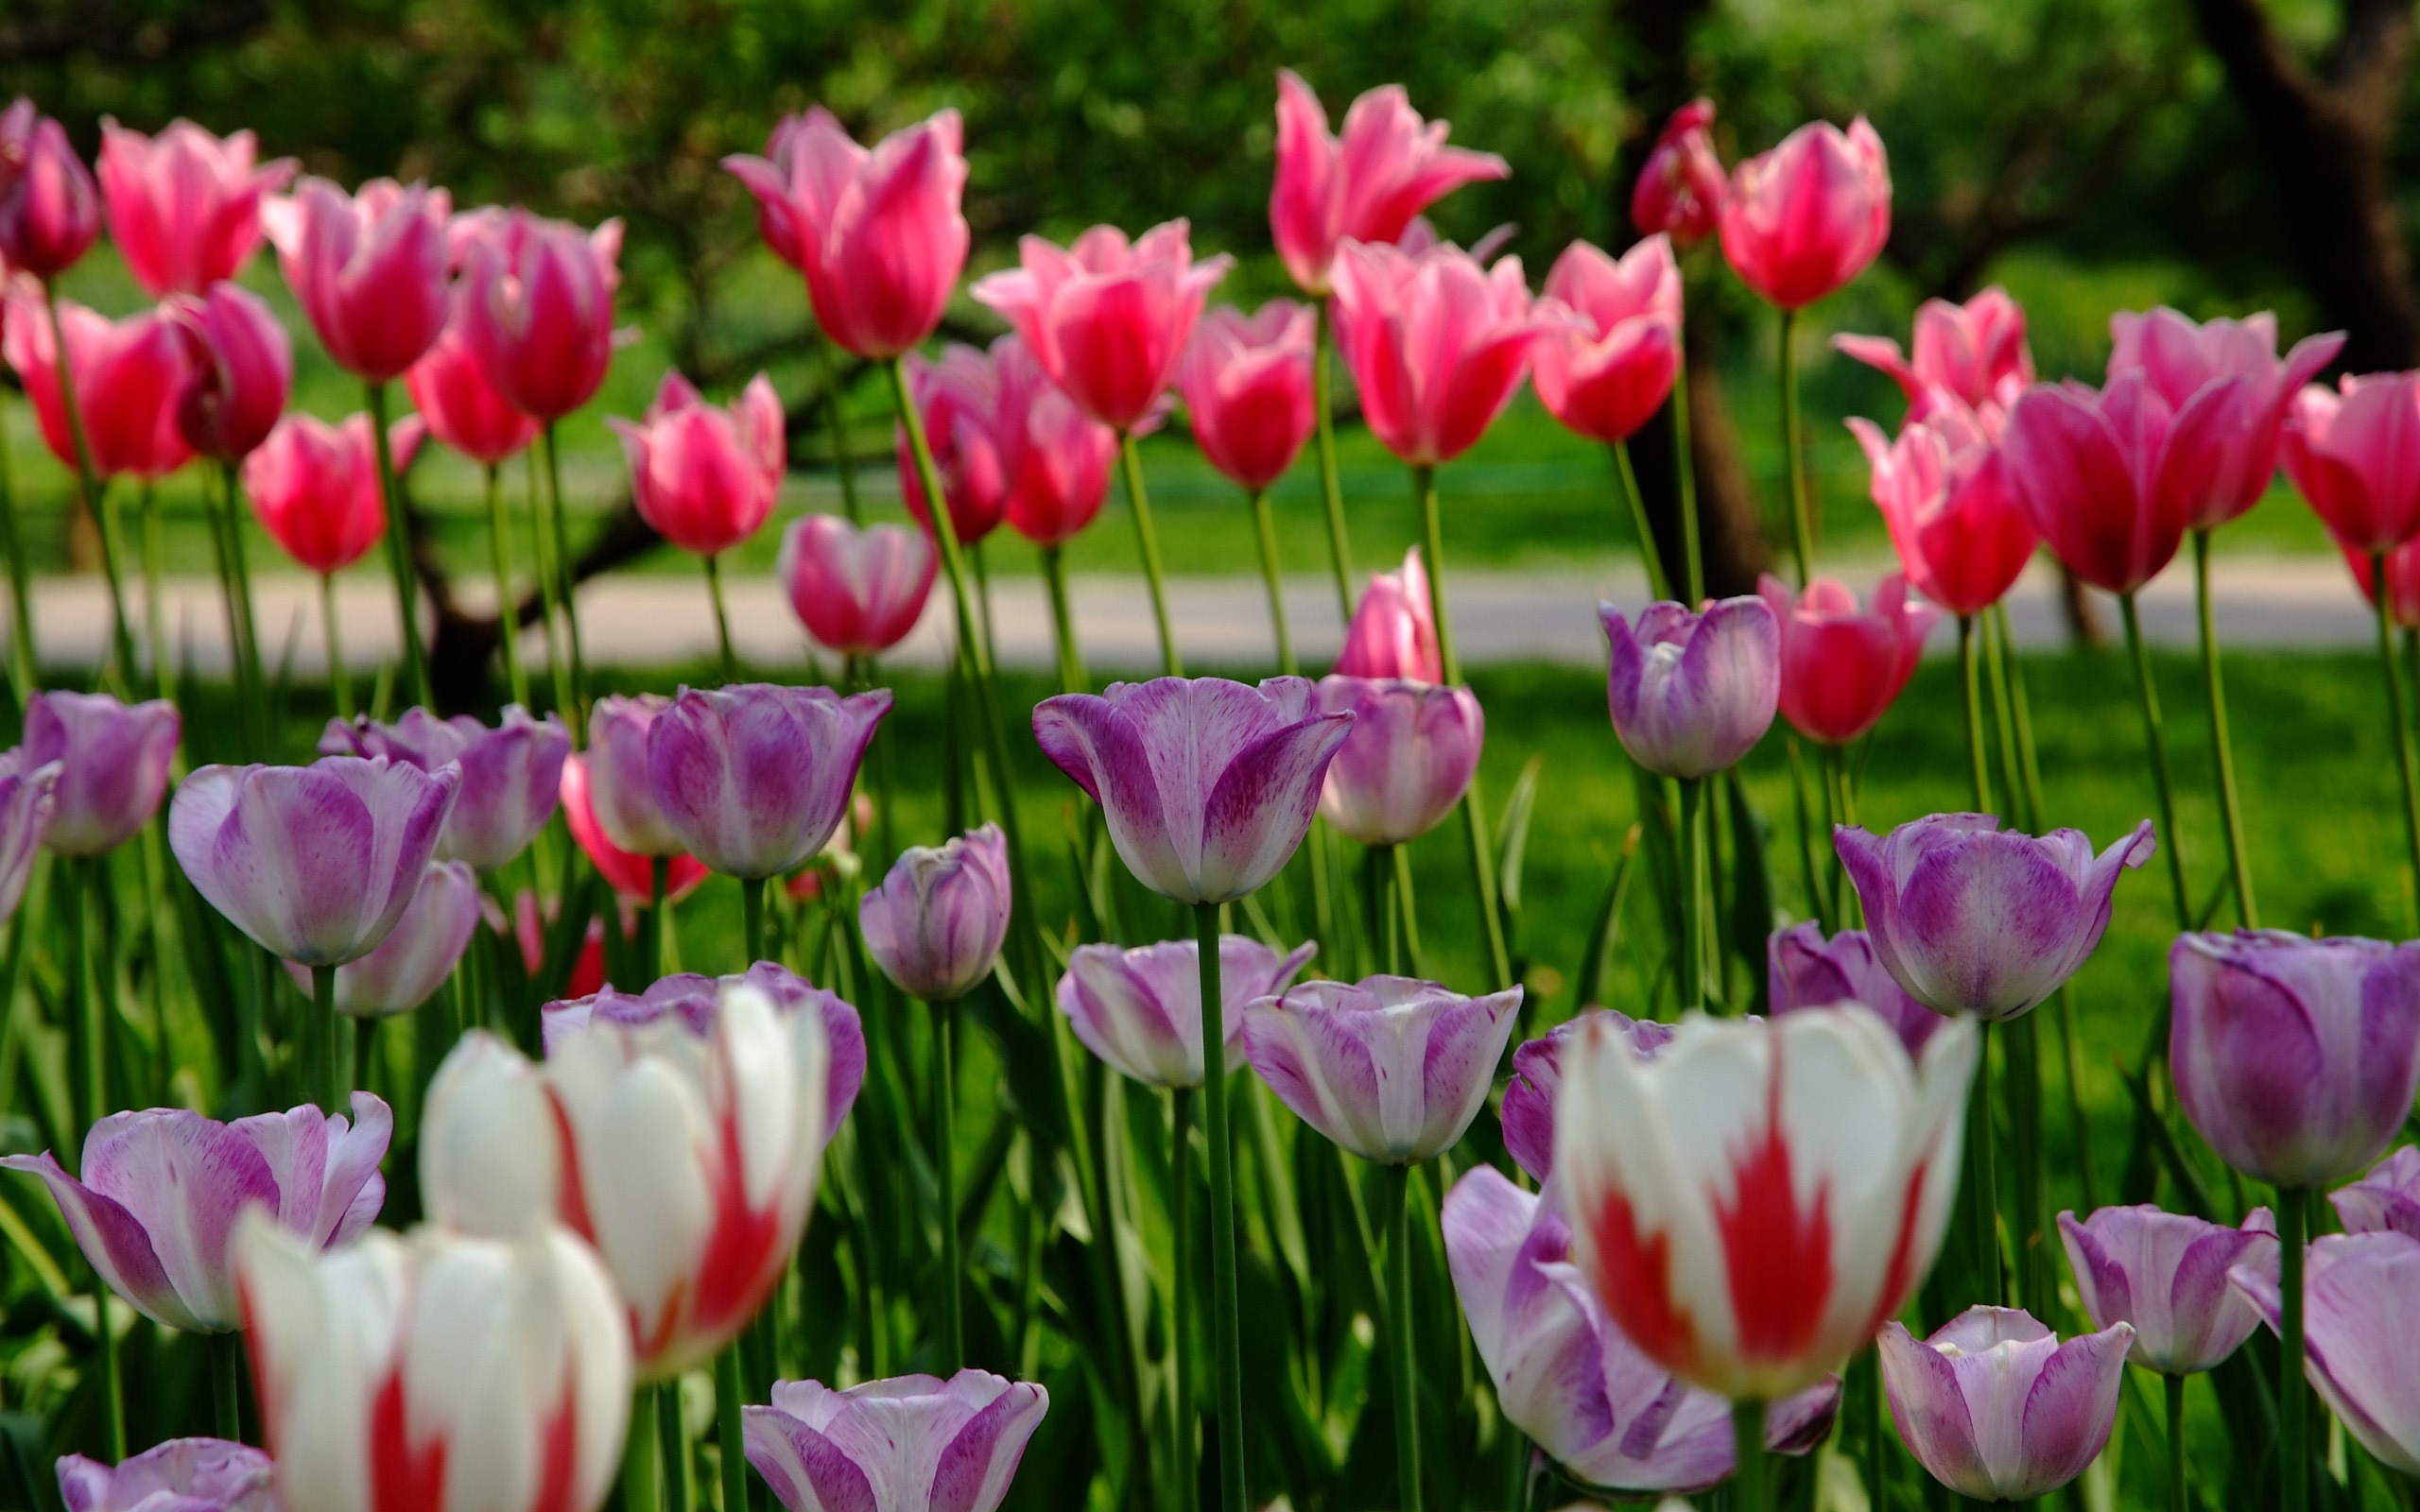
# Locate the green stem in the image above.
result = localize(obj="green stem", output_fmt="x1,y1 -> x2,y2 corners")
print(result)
2372,551 -> 2420,918
1413,464 -> 1512,989
622,1383 -> 663,1512
313,964 -> 338,1112
525,450 -> 575,737
2167,1370 -> 2188,1512
1787,737 -> 1831,934
2006,1013 -> 2051,1318
46,284 -> 136,683
221,463 -> 266,713
660,1379 -> 691,1512
934,997 -> 962,1366
1382,1161 -> 1422,1512
2120,593 -> 2195,930
542,423 -> 587,730
649,856 -> 669,983
486,463 -> 529,711
1679,777 -> 1706,1014
1966,1022 -> 2003,1305
1731,1398 -> 1771,1512
1313,298 -> 1355,621
1172,1084 -> 1199,1512
138,483 -> 171,702
704,553 -> 737,680
213,1330 -> 243,1442
1362,843 -> 1393,978
815,336 -> 861,524
204,465 -> 258,751
2196,530 -> 2258,927
1777,307 -> 1813,588
1390,843 -> 1426,979
363,381 -> 432,710
95,1283 -> 123,1458
1959,615 -> 1992,815
1118,433 -> 1183,677
1040,545 -> 1089,693
1611,441 -> 1671,602
1671,343 -> 1704,606
742,876 -> 766,970
1820,743 -> 1851,929
1247,489 -> 1296,676
1981,606 -> 2030,831
72,859 -> 100,1128
1195,899 -> 1246,1512
322,574 -> 354,722
716,1344 -> 752,1512
1995,602 -> 2048,817
2280,1185 -> 2308,1512
0,388 -> 35,699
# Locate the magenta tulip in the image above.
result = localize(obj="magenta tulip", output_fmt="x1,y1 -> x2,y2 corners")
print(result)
2234,1233 -> 2420,1476
167,281 -> 292,462
0,99 -> 100,279
2103,307 -> 2343,529
2058,1204 -> 2278,1375
1314,675 -> 1483,846
22,690 -> 180,856
96,118 -> 295,298
1847,393 -> 2038,616
1631,98 -> 1727,249
0,751 -> 60,925
1057,935 -> 1315,1090
1767,920 -> 1948,1060
1335,546 -> 1442,682
1879,1307 -> 2133,1501
3,290 -> 196,480
613,370 -> 785,557
896,339 -> 1014,545
743,1370 -> 1048,1512
1719,117 -> 1892,310
1532,236 -> 1683,445
263,177 -> 452,382
1244,974 -> 1522,1164
2282,372 -> 2420,555
777,515 -> 936,657
2332,1145 -> 2420,1238
405,316 -> 541,466
320,704 -> 569,870
859,823 -> 1012,1002
1269,70 -> 1507,295
1328,237 -> 1560,466
460,208 -> 623,421
1496,1009 -> 1672,1184
647,683 -> 890,881
1599,595 -> 1780,780
1836,287 -> 2034,418
1757,572 -> 1936,747
1177,301 -> 1318,492
241,412 -> 405,575
57,1438 -> 276,1512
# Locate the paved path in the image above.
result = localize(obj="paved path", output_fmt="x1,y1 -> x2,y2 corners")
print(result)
1,553 -> 2380,679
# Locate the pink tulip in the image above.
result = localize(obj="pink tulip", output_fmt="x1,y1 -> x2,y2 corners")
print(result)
1177,301 -> 1317,493
1269,70 -> 1508,295
972,220 -> 1233,434
262,177 -> 452,382
723,108 -> 968,360
2346,539 -> 2420,629
2,288 -> 194,480
1315,676 -> 1484,847
611,370 -> 784,557
1756,573 -> 1937,747
896,341 -> 1013,546
241,413 -> 418,575
2282,373 -> 2420,555
1835,287 -> 2033,418
459,208 -> 623,421
2002,376 -> 2189,595
168,281 -> 291,462
1847,394 -> 2037,616
1334,545 -> 1442,683
559,751 -> 707,906
404,317 -> 540,466
2106,307 -> 2344,529
1718,117 -> 1891,311
1630,99 -> 1727,248
778,515 -> 936,657
903,335 -> 1117,549
1531,236 -> 1683,445
0,100 -> 100,280
1329,238 -> 1561,466
95,118 -> 296,298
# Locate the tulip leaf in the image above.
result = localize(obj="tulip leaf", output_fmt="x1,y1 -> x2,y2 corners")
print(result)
1495,753 -> 1546,919
1571,825 -> 1641,1014
1724,770 -> 1776,1016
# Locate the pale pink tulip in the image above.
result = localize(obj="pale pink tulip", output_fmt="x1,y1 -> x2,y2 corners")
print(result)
778,515 -> 936,657
1847,393 -> 2037,615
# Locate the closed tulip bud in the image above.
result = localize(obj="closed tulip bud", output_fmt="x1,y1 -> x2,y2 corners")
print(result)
1836,287 -> 2035,418
321,705 -> 569,871
1057,935 -> 1315,1090
1034,676 -> 1354,904
0,100 -> 99,279
285,860 -> 480,1018
1532,237 -> 1683,445
1757,573 -> 1936,747
2331,1145 -> 2420,1238
262,176 -> 451,382
1718,117 -> 1891,311
614,370 -> 784,557
1315,675 -> 1483,846
241,412 -> 417,575
1330,238 -> 1562,466
1,1094 -> 389,1332
1847,394 -> 2038,617
1269,70 -> 1507,296
586,695 -> 683,856
648,683 -> 890,881
167,281 -> 292,461
2235,1233 -> 2420,1476
23,690 -> 180,856
860,824 -> 1011,1003
1245,975 -> 1523,1165
1556,1006 -> 1977,1400
57,1439 -> 277,1512
0,752 -> 60,925
1766,921 -> 1948,1061
2,289 -> 195,479
1177,301 -> 1317,492
2169,930 -> 2420,1188
2058,1204 -> 2278,1375
1630,99 -> 1727,249
2282,372 -> 2420,555
1879,1308 -> 2133,1502
1600,595 -> 1780,780
1497,1009 -> 1673,1185
744,1370 -> 1047,1512
1335,547 -> 1442,682
461,209 -> 622,421
97,118 -> 295,299
406,317 -> 540,465
777,515 -> 936,657
2105,307 -> 2344,529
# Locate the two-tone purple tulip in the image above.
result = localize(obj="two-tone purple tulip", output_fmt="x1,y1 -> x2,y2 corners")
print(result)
1057,935 -> 1316,1088
2058,1204 -> 2278,1375
858,824 -> 1011,1003
648,683 -> 891,881
23,691 -> 180,856
1244,975 -> 1522,1165
1768,920 -> 1948,1057
1599,596 -> 1779,780
0,750 -> 60,925
743,1370 -> 1048,1512
2233,1233 -> 2420,1475
320,704 -> 568,870
1879,1307 -> 2134,1502
287,860 -> 481,1018
57,1439 -> 276,1512
587,693 -> 685,857
2332,1145 -> 2420,1238
1497,1009 -> 1671,1184
1314,676 -> 1483,847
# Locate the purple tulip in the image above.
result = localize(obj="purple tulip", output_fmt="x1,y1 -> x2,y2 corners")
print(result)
285,860 -> 480,1018
2331,1145 -> 2420,1238
2057,1204 -> 2279,1374
1599,596 -> 1779,780
1244,974 -> 1523,1164
0,1094 -> 389,1332
2169,930 -> 2420,1188
543,959 -> 867,1138
1314,675 -> 1483,846
743,1369 -> 1049,1512
2234,1232 -> 2420,1474
1056,935 -> 1316,1089
648,682 -> 892,880
588,693 -> 683,855
1443,1165 -> 1839,1494
859,824 -> 1011,1003
168,756 -> 458,965
57,1438 -> 277,1512
1878,1306 -> 2135,1501
1768,920 -> 1948,1058
1498,1009 -> 1672,1184
1034,676 -> 1354,903
320,703 -> 568,869
23,690 -> 180,856
1836,813 -> 2156,1020
0,750 -> 60,925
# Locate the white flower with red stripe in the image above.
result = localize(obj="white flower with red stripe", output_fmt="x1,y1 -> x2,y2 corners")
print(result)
1551,1004 -> 1975,1401
420,981 -> 830,1380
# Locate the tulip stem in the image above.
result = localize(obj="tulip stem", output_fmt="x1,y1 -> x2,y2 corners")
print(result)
1819,744 -> 1852,928
742,876 -> 765,971
1194,899 -> 1246,1512
1313,298 -> 1356,620
1965,1021 -> 2003,1306
814,334 -> 861,524
1380,1160 -> 1423,1512
1958,615 -> 1991,815
715,1344 -> 752,1512
1777,307 -> 1813,588
311,963 -> 338,1112
1672,344 -> 1705,606
622,1384 -> 663,1512
211,1329 -> 243,1442
2005,1013 -> 2052,1317
1678,777 -> 1707,1014
321,573 -> 354,721
1980,608 -> 2030,830
0,390 -> 36,700
934,997 -> 962,1366
2166,1370 -> 2188,1512
1362,844 -> 1395,977
1611,441 -> 1670,602
1391,844 -> 1426,978
1040,545 -> 1089,693
1731,1398 -> 1771,1512
486,463 -> 531,712
363,381 -> 433,712
45,283 -> 137,684
1786,737 -> 1831,934
211,462 -> 267,754
542,422 -> 589,730
1117,433 -> 1184,678
2369,552 -> 2420,917
2279,1184 -> 2309,1512
1247,489 -> 1297,676
704,554 -> 738,680
648,857 -> 669,982
2193,531 -> 2259,927
1171,1084 -> 1199,1512
661,1379 -> 692,1512
524,450 -> 577,740
2119,593 -> 2195,930
137,483 -> 171,702
1413,464 -> 1513,991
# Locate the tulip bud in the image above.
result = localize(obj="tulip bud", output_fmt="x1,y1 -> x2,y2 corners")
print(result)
1246,975 -> 1523,1165
461,209 -> 622,421
647,682 -> 891,881
262,177 -> 452,382
96,118 -> 295,299
1719,116 -> 1891,311
1176,301 -> 1317,492
1845,395 -> 2037,617
1630,99 -> 1727,249
1599,595 -> 1780,780
2282,372 -> 2420,556
405,318 -> 541,466
777,515 -> 937,657
1,290 -> 196,480
23,690 -> 180,857
1878,1307 -> 2132,1501
1335,547 -> 1442,683
1057,935 -> 1314,1090
56,1438 -> 276,1512
1532,237 -> 1683,446
612,370 -> 785,557
0,99 -> 100,279
168,282 -> 293,462
321,704 -> 569,871
0,751 -> 60,926
1314,676 -> 1483,846
2057,1204 -> 2278,1375
1269,71 -> 1507,296
1330,239 -> 1561,466
1757,573 -> 1936,747
860,824 -> 1011,1003
744,1369 -> 1047,1512
240,413 -> 397,576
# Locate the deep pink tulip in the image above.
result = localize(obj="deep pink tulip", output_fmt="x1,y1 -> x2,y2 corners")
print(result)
1599,595 -> 1780,780
0,100 -> 100,279
2106,307 -> 2344,529
612,370 -> 785,557
2345,539 -> 2420,629
262,176 -> 451,382
1718,117 -> 1891,311
971,220 -> 1233,434
459,208 -> 622,421
1315,675 -> 1483,846
1269,70 -> 1508,295
1836,287 -> 2033,418
1246,974 -> 1524,1164
22,690 -> 180,857
1329,238 -> 1560,466
900,335 -> 1117,548
1756,572 -> 1936,747
3,289 -> 195,479
897,340 -> 1013,545
1335,546 -> 1442,682
2002,375 -> 2190,595
859,823 -> 1012,1003
96,118 -> 295,298
1847,393 -> 2037,616
166,282 -> 291,462
647,683 -> 892,881
2282,372 -> 2420,555
1531,235 -> 1682,445
405,316 -> 540,465
1630,98 -> 1728,249
723,108 -> 969,360
777,515 -> 936,657
1177,301 -> 1317,492
241,412 -> 417,575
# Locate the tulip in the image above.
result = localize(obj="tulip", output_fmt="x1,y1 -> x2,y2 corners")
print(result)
1335,546 -> 1442,682
722,108 -> 969,360
893,339 -> 1008,544
167,755 -> 458,966
2106,307 -> 2345,529
777,515 -> 937,658
1531,237 -> 1683,445
2,289 -> 196,479
320,705 -> 569,871
901,336 -> 1117,548
1058,935 -> 1316,1090
2001,373 -> 2203,595
1177,301 -> 1319,492
0,751 -> 60,925
498,885 -> 614,1000
1033,676 -> 1354,905
1328,238 -> 1560,466
2235,1233 -> 2420,1476
1767,921 -> 1949,1060
460,209 -> 623,421
1718,117 -> 1891,311
1497,1009 -> 1673,1185
2281,372 -> 2420,554
1269,71 -> 1508,295
0,1094 -> 389,1332
613,370 -> 785,557
262,177 -> 451,382
2344,539 -> 2420,629
1878,1307 -> 2134,1501
1599,595 -> 1779,781
1244,975 -> 1521,1165
22,690 -> 180,856
406,316 -> 542,465
1846,394 -> 2038,617
1756,573 -> 1936,747
1444,1166 -> 1840,1494
1836,287 -> 2034,418
235,1214 -> 630,1512
1314,676 -> 1483,847
285,859 -> 481,1018
2168,930 -> 2420,1189
647,683 -> 891,881
241,413 -> 418,575
96,118 -> 296,298
1554,1005 -> 1977,1400
2331,1144 -> 2420,1238
859,824 -> 1011,1003
2057,1204 -> 2279,1374
0,99 -> 100,278
56,1439 -> 277,1512
972,220 -> 1233,435
1631,98 -> 1728,249
560,753 -> 708,912
743,1370 -> 1048,1512
167,281 -> 292,462
420,982 -> 828,1379
586,694 -> 683,857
